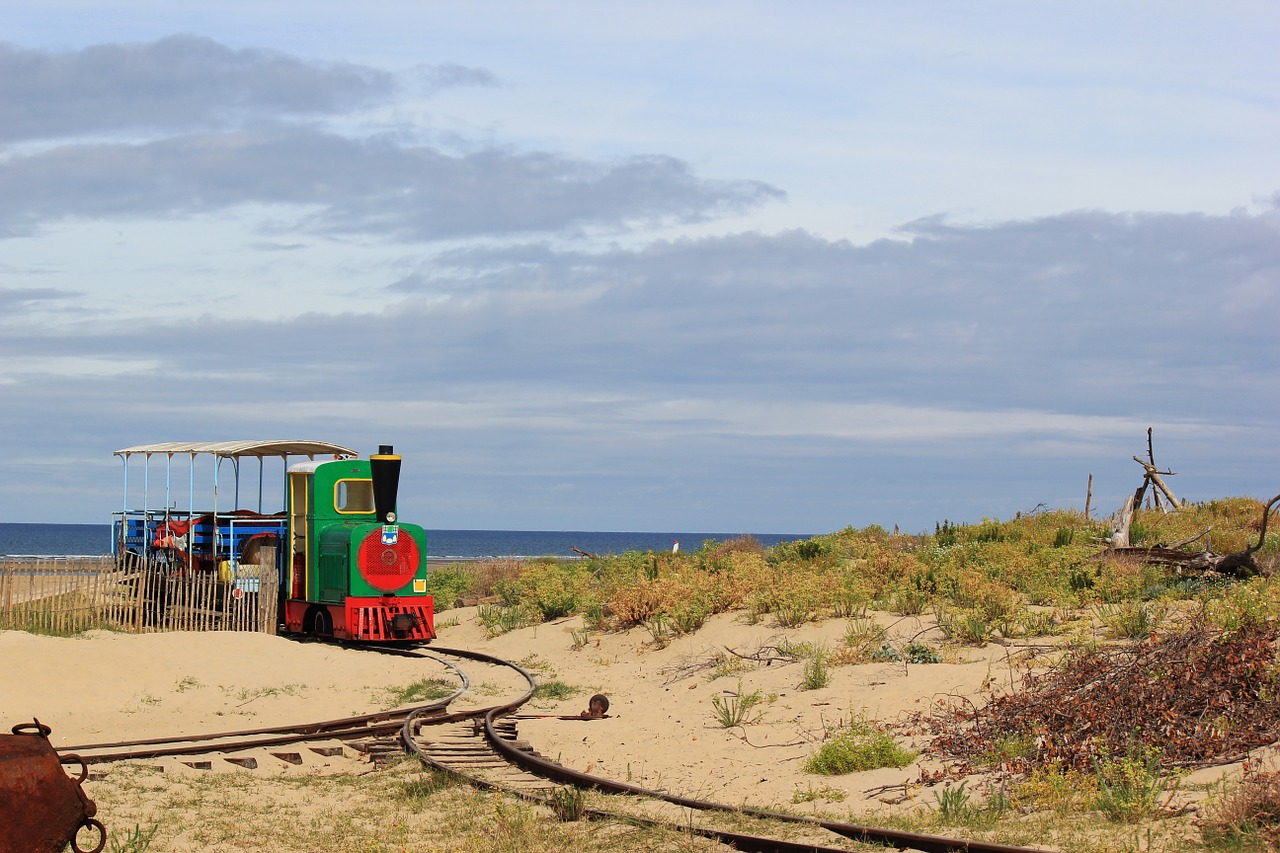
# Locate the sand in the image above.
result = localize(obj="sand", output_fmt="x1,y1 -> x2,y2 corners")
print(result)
1,606 -> 1022,815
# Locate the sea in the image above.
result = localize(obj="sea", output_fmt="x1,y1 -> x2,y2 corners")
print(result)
0,522 -> 812,560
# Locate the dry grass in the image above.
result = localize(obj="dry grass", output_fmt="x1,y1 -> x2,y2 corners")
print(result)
1201,763 -> 1280,850
89,760 -> 740,852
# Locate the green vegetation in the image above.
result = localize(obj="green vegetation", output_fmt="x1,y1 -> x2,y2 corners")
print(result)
804,715 -> 918,774
106,821 -> 161,853
378,677 -> 456,708
710,679 -> 765,727
790,783 -> 847,804
1092,741 -> 1181,823
532,680 -> 579,703
427,503 -> 1273,651
799,645 -> 830,690
16,497 -> 1280,851
547,786 -> 587,821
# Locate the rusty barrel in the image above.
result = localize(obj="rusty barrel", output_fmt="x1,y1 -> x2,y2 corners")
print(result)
0,719 -> 105,853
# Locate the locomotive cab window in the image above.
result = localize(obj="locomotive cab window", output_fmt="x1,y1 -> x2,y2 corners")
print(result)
334,479 -> 375,514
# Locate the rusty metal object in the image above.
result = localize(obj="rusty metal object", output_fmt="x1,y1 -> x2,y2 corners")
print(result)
0,719 -> 105,853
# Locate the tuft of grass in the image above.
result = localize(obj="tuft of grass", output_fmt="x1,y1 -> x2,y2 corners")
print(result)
397,768 -> 457,800
106,821 -> 160,853
669,603 -> 709,635
841,618 -> 888,661
532,680 -> 579,703
379,677 -> 456,709
799,646 -> 830,690
935,607 -> 993,645
934,781 -> 973,821
711,679 -> 764,727
791,783 -> 847,804
804,716 -> 918,775
774,598 -> 814,628
1096,600 -> 1167,639
477,602 -> 534,636
547,786 -> 587,821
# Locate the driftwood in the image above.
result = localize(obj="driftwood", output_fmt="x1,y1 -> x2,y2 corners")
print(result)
1210,493 -> 1280,577
1131,456 -> 1182,511
1109,429 -> 1180,548
1110,493 -> 1136,548
1106,493 -> 1279,578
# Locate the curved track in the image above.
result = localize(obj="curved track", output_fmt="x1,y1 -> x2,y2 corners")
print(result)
63,644 -> 1045,853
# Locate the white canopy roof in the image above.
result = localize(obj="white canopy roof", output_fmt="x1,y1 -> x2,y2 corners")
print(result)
114,440 -> 358,459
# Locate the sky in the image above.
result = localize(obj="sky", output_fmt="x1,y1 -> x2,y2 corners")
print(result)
1,2 -> 1278,534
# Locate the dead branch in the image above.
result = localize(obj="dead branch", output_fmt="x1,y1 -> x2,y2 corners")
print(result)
1111,493 -> 1136,548
1208,492 -> 1280,578
1132,456 -> 1183,510
1168,527 -> 1212,550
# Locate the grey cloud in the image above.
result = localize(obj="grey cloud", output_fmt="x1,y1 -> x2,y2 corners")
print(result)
5,203 -> 1277,529
409,62 -> 499,93
0,130 -> 783,239
385,205 -> 1280,412
0,35 -> 400,142
0,286 -> 78,311
9,203 -> 1276,427
0,36 -> 780,241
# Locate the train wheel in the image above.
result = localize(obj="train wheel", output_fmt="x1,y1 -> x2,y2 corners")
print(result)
303,605 -> 333,637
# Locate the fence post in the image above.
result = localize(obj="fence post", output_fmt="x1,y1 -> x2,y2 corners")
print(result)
2,560 -> 11,625
259,545 -> 278,635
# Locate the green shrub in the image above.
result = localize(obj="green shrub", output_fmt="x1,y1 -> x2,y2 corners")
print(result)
1096,600 -> 1167,639
477,602 -> 534,636
903,641 -> 942,664
804,717 -> 917,774
800,648 -> 830,690
421,564 -> 476,609
1093,741 -> 1179,823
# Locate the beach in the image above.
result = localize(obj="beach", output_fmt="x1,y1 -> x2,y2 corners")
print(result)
2,602 -> 1257,852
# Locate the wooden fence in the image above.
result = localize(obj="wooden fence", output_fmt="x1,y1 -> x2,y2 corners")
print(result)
0,551 -> 279,636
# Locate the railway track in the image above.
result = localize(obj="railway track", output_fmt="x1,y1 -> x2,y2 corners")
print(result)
63,645 -> 1047,853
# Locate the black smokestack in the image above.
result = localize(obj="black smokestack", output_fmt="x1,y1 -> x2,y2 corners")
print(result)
370,445 -> 401,524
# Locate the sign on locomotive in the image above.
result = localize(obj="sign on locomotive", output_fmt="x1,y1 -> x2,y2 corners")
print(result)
112,440 -> 435,642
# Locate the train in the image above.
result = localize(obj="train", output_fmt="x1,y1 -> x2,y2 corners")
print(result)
112,440 -> 435,642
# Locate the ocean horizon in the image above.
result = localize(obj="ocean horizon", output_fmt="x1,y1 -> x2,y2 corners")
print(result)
0,522 -> 813,559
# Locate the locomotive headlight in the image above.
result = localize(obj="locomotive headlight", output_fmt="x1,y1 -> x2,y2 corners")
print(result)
385,511 -> 396,523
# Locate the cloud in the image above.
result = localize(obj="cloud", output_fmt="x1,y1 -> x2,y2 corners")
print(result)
2,33 -> 1276,530
0,36 -> 781,241
6,202 -> 1275,436
0,286 -> 78,311
0,35 -> 398,142
0,130 -> 781,243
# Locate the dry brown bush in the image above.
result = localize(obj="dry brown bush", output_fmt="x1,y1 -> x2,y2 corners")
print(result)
1201,763 -> 1280,850
459,558 -> 524,599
